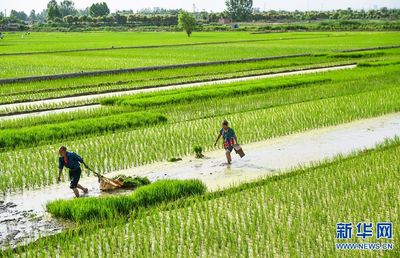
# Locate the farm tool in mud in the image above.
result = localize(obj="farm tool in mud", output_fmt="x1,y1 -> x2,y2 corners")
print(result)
85,167 -> 124,191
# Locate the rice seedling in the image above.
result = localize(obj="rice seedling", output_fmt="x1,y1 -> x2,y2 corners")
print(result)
1,63 -> 397,131
2,30 -> 399,257
193,146 -> 204,158
357,60 -> 400,67
0,32 -> 398,78
112,175 -> 151,188
46,179 -> 207,221
1,80 -> 399,192
101,77 -> 331,108
0,55 -> 353,105
0,112 -> 167,150
0,106 -> 119,130
0,47 -> 397,107
329,51 -> 386,58
0,99 -> 97,116
0,31 -> 321,53
7,137 -> 399,257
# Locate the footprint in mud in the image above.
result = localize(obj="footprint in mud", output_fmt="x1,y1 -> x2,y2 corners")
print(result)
194,163 -> 203,168
0,202 -> 63,249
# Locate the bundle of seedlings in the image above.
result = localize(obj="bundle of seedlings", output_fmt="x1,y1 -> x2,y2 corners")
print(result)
99,174 -> 151,191
194,145 -> 204,158
112,175 -> 151,189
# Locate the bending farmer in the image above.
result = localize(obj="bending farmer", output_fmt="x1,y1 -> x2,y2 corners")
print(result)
57,146 -> 89,197
214,120 -> 238,164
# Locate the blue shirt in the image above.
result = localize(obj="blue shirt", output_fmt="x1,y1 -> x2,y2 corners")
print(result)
59,152 -> 83,170
220,128 -> 236,142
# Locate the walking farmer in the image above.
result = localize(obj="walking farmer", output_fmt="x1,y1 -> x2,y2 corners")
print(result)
57,146 -> 89,197
214,120 -> 238,164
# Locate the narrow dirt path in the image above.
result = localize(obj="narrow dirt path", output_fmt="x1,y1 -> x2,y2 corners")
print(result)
1,112 -> 399,247
0,64 -> 356,120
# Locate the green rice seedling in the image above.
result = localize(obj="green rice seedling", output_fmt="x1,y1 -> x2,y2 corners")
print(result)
1,63 -> 398,131
0,31 -> 322,54
0,106 -> 124,130
112,175 -> 151,188
1,31 -> 399,78
168,157 -> 182,162
357,60 -> 400,67
8,138 -> 400,256
46,179 -> 207,221
101,78 -> 331,108
0,68 -> 400,192
193,145 -> 204,158
329,51 -> 385,58
101,62 -> 399,109
0,112 -> 167,150
0,55 -> 352,105
1,46 -> 398,106
0,98 -> 97,116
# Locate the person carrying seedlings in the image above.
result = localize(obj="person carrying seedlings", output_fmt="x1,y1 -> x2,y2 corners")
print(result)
57,146 -> 89,197
214,120 -> 238,164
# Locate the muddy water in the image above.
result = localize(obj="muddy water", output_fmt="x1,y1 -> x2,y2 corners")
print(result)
113,112 -> 400,190
0,181 -> 130,249
0,64 -> 356,118
1,111 -> 399,248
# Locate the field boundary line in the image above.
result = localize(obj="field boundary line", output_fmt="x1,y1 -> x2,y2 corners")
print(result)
0,53 -> 311,84
335,45 -> 400,52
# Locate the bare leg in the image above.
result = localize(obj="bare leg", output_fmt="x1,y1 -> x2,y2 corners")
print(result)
72,188 -> 79,197
77,184 -> 88,193
226,152 -> 232,164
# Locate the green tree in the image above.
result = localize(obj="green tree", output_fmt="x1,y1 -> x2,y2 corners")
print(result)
47,0 -> 61,20
200,11 -> 208,22
10,10 -> 28,21
115,13 -> 127,25
79,15 -> 88,23
63,15 -> 74,24
225,0 -> 253,21
54,17 -> 63,23
127,14 -> 137,24
60,0 -> 77,17
89,2 -> 110,17
178,11 -> 196,37
29,10 -> 37,22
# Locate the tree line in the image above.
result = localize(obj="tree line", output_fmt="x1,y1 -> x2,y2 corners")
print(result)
0,0 -> 399,29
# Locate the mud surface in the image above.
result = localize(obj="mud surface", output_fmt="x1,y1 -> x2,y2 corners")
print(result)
1,111 -> 398,249
0,200 -> 62,249
0,182 -> 131,249
114,112 -> 400,190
